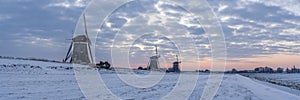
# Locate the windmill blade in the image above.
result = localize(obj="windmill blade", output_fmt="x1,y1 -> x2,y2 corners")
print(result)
70,58 -> 73,63
155,45 -> 158,55
87,43 -> 94,64
147,59 -> 151,69
83,13 -> 89,38
66,51 -> 73,61
64,42 -> 73,62
83,13 -> 94,64
157,58 -> 160,68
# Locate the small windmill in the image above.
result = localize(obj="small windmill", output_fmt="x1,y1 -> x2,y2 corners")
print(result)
147,45 -> 160,70
166,54 -> 181,73
63,14 -> 94,64
173,55 -> 181,72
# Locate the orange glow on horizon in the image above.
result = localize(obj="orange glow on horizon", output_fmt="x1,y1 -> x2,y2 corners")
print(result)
217,54 -> 300,70
116,54 -> 300,71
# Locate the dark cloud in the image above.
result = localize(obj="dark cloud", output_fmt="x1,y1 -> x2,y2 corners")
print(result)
0,0 -> 299,65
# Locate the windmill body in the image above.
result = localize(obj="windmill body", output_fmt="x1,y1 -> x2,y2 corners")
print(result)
71,35 -> 93,64
172,55 -> 181,72
147,45 -> 160,70
166,55 -> 181,73
148,55 -> 160,70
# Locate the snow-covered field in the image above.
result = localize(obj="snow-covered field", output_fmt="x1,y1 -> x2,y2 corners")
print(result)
242,73 -> 300,91
1,59 -> 300,100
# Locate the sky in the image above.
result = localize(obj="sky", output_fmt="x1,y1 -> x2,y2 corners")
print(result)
0,0 -> 300,71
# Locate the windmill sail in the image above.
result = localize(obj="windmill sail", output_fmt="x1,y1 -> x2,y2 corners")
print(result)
63,41 -> 73,62
83,14 -> 94,64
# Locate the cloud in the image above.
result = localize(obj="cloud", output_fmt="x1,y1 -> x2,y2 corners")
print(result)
207,0 -> 300,59
1,0 -> 300,69
0,0 -> 88,60
244,0 -> 300,16
91,0 -> 300,68
46,0 -> 89,8
0,15 -> 11,21
8,32 -> 66,49
280,28 -> 300,36
92,1 -> 205,69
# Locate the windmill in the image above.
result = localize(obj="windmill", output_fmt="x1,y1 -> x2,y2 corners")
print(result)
147,45 -> 160,70
63,14 -> 94,64
172,55 -> 181,72
166,55 -> 181,73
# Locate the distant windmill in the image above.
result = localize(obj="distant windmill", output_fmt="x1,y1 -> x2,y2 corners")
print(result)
166,54 -> 181,73
173,55 -> 181,72
63,14 -> 94,64
147,45 -> 160,70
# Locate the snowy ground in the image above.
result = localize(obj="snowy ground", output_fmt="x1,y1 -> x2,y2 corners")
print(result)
242,73 -> 300,91
1,59 -> 300,100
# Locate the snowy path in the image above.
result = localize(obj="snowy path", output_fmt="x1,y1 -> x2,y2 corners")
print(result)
242,73 -> 300,91
0,59 -> 300,100
214,75 -> 300,100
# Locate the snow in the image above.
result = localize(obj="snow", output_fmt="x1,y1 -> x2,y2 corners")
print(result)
214,75 -> 300,100
242,73 -> 300,91
1,59 -> 300,100
252,78 -> 300,96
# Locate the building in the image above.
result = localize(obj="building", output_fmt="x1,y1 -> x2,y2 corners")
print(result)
147,45 -> 160,70
147,56 -> 160,70
71,35 -> 93,64
167,55 -> 181,73
63,14 -> 93,65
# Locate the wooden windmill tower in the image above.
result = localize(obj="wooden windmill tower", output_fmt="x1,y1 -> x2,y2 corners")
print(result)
63,14 -> 94,64
147,45 -> 160,70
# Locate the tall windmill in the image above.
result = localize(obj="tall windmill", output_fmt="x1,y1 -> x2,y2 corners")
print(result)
63,14 -> 94,64
147,45 -> 160,70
